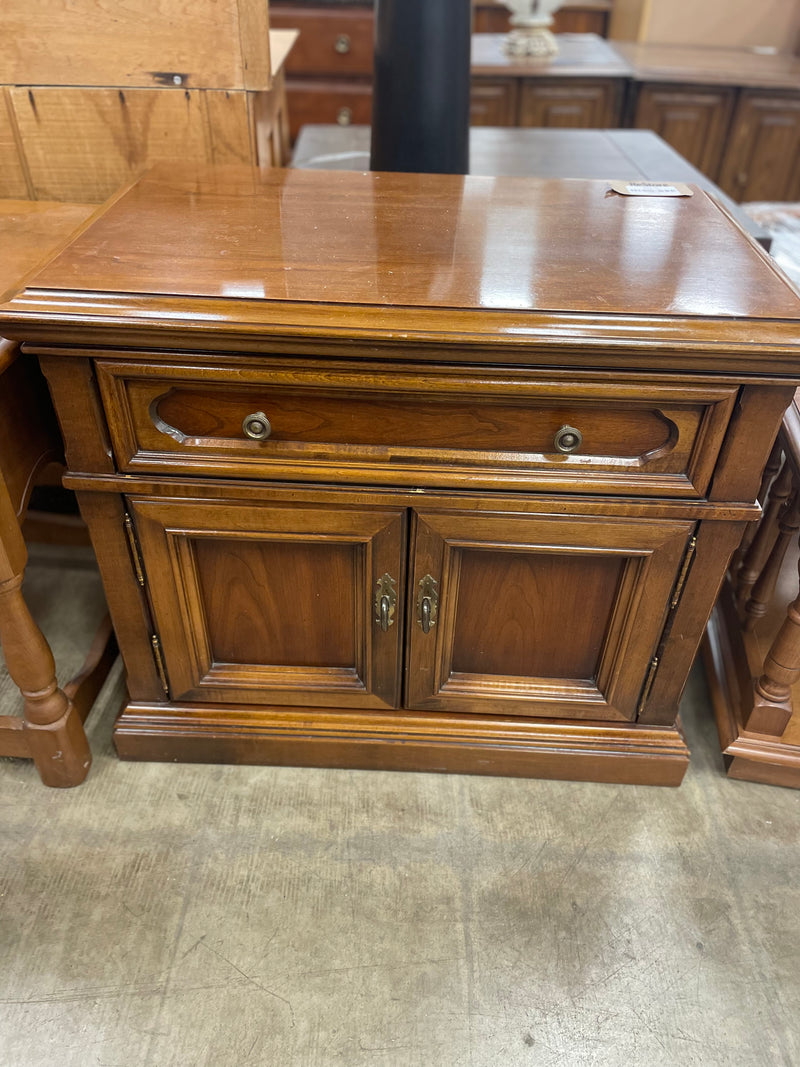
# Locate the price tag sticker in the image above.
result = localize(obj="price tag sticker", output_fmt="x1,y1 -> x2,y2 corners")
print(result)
610,181 -> 694,197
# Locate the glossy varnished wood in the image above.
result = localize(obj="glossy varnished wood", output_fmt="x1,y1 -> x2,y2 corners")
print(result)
6,165 -> 800,785
5,166 -> 799,372
93,356 -> 738,498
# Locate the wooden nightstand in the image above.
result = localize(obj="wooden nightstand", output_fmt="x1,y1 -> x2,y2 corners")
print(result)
2,165 -> 798,785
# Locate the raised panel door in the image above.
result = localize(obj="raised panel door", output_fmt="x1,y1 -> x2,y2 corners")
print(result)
519,80 -> 622,128
127,495 -> 406,709
406,509 -> 694,721
632,84 -> 735,179
470,80 -> 518,126
718,92 -> 800,202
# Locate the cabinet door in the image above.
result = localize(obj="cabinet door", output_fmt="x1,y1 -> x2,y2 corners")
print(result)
519,79 -> 622,128
632,84 -> 735,179
406,509 -> 694,722
718,91 -> 800,202
470,80 -> 518,126
128,496 -> 406,709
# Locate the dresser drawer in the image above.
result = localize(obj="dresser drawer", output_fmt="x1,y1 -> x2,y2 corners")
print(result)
285,78 -> 373,140
95,359 -> 737,497
270,6 -> 375,76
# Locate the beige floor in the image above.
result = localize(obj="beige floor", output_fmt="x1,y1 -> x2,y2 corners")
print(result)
1,547 -> 799,1067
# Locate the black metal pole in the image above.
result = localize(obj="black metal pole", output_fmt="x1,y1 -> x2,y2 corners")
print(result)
370,0 -> 471,175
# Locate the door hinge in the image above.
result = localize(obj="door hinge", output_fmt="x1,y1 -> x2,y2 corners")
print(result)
150,633 -> 170,696
123,511 -> 146,587
637,656 -> 659,716
670,534 -> 697,610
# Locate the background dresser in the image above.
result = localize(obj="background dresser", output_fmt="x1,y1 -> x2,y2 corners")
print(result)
2,165 -> 799,785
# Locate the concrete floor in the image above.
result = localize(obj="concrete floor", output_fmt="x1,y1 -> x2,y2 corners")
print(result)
1,549 -> 799,1067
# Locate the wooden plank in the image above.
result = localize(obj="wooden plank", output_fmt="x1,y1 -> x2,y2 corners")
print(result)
0,0 -> 271,91
0,200 -> 96,299
0,89 -> 31,199
204,91 -> 257,166
237,0 -> 272,91
10,87 -> 255,203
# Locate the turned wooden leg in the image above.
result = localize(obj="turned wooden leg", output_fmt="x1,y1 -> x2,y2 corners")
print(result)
744,543 -> 800,736
0,568 -> 92,786
737,459 -> 794,610
744,493 -> 800,633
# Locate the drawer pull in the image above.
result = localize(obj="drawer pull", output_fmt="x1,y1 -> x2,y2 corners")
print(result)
554,424 -> 583,454
337,107 -> 353,126
242,411 -> 272,441
375,573 -> 397,631
417,574 -> 439,634
334,33 -> 351,55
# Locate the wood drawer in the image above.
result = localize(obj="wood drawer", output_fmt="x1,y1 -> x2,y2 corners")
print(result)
285,78 -> 373,140
269,6 -> 374,76
95,358 -> 737,497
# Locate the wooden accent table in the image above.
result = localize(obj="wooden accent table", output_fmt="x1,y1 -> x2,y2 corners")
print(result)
0,199 -> 113,786
2,165 -> 799,785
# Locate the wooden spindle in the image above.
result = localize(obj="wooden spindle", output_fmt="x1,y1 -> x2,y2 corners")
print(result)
745,547 -> 800,736
0,528 -> 92,786
737,459 -> 794,611
744,491 -> 800,633
732,438 -> 783,572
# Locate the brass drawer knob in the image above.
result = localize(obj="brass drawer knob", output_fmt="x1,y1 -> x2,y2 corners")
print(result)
336,106 -> 353,126
334,33 -> 351,55
554,424 -> 582,454
242,411 -> 272,441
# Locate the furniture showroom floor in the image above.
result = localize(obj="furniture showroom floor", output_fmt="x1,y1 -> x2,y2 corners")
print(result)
1,543 -> 799,1066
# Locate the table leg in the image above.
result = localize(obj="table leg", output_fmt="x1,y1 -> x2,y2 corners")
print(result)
0,486 -> 92,786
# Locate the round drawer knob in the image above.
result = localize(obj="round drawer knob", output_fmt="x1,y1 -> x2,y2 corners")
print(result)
334,33 -> 351,55
242,412 -> 272,441
554,424 -> 582,454
336,106 -> 353,126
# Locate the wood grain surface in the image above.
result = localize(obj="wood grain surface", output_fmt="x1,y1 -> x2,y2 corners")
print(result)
0,0 -> 272,90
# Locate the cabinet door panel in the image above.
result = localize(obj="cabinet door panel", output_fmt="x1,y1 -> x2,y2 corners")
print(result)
470,80 -> 518,126
406,510 -> 694,721
632,85 -> 735,179
519,80 -> 621,128
129,496 -> 406,709
718,92 -> 800,203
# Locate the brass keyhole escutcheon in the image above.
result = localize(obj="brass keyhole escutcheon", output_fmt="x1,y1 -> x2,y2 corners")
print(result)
242,412 -> 271,441
554,424 -> 582,454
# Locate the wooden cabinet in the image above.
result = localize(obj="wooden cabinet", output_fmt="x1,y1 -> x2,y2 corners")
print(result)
630,85 -> 735,180
269,3 -> 374,139
718,91 -> 800,202
617,42 -> 800,202
520,79 -> 622,128
470,80 -> 518,126
4,164 -> 799,785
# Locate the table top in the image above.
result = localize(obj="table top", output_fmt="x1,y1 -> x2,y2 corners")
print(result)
0,200 -> 97,304
614,41 -> 800,91
290,125 -> 769,247
472,33 -> 631,77
0,199 -> 97,371
2,163 -> 799,372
